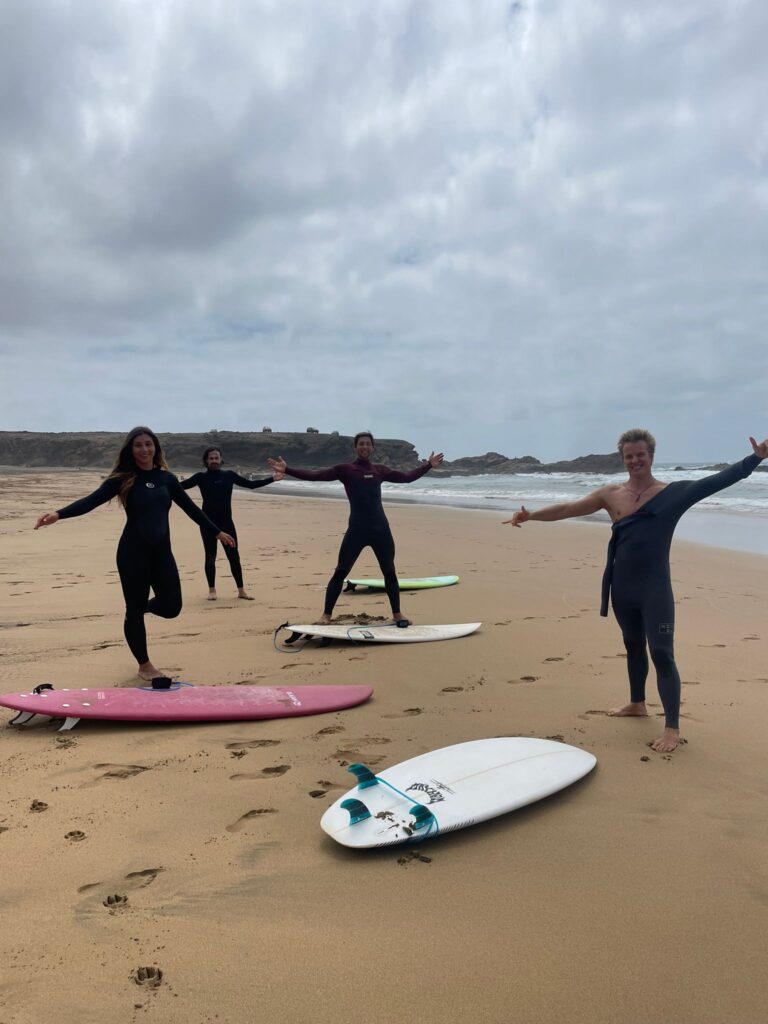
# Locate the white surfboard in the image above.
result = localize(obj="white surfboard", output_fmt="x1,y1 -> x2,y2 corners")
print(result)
281,622 -> 481,644
321,737 -> 596,848
345,575 -> 460,591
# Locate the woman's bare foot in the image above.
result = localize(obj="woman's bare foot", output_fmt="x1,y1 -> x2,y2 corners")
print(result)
651,728 -> 680,753
207,589 -> 217,601
608,701 -> 648,717
237,589 -> 254,601
137,662 -> 163,682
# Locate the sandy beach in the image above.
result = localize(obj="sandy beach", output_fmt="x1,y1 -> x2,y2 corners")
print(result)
1,471 -> 766,1024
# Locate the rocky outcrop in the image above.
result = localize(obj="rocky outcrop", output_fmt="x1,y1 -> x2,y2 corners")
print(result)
437,450 -> 624,475
0,431 -> 422,473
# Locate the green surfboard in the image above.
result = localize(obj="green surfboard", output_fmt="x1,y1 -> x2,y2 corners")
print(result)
344,575 -> 459,592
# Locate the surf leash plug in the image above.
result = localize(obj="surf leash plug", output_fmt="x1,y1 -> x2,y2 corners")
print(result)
340,798 -> 371,825
347,763 -> 378,789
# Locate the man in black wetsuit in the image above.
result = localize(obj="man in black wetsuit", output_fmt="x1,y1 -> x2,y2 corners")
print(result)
268,432 -> 443,624
504,430 -> 767,752
181,447 -> 283,601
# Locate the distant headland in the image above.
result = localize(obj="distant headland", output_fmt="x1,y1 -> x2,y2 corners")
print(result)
0,431 -> 760,475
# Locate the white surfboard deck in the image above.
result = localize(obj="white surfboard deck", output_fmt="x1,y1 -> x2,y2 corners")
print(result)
321,737 -> 596,848
345,575 -> 459,591
284,622 -> 481,643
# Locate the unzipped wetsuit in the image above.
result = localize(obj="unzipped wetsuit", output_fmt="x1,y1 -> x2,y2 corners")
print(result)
181,469 -> 273,589
56,469 -> 224,664
600,453 -> 762,728
282,458 -> 433,615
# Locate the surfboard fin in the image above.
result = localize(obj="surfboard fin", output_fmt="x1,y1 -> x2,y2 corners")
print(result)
9,711 -> 37,727
343,581 -> 356,592
408,804 -> 436,830
347,763 -> 378,789
340,798 -> 371,825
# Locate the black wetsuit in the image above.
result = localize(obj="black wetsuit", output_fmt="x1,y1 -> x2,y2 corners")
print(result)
181,470 -> 273,589
284,458 -> 432,614
56,469 -> 222,664
600,454 -> 761,728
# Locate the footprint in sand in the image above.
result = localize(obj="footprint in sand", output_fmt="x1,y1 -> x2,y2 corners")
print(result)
508,676 -> 539,685
543,657 -> 564,662
30,800 -> 48,812
89,764 -> 150,783
440,686 -> 463,693
308,790 -> 328,798
333,749 -> 388,767
124,867 -> 164,888
226,808 -> 278,832
229,765 -> 291,781
315,724 -> 345,736
133,966 -> 163,988
103,894 -> 129,910
226,740 -> 281,750
65,830 -> 86,842
383,707 -> 423,719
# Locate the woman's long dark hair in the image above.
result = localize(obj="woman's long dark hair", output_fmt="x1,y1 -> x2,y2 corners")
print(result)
108,426 -> 168,507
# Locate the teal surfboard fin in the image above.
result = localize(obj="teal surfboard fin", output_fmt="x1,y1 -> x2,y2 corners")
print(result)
348,763 -> 378,789
340,798 -> 371,825
408,804 -> 436,830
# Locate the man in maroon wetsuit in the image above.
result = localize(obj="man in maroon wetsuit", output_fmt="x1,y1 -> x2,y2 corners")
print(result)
268,432 -> 443,623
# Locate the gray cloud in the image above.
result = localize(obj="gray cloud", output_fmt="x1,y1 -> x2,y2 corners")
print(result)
1,0 -> 766,461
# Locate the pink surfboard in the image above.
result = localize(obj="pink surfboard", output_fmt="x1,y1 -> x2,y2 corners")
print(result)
0,684 -> 373,731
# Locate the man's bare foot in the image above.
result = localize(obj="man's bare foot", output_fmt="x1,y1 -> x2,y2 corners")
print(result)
651,728 -> 680,753
608,701 -> 648,717
391,613 -> 410,625
314,614 -> 332,625
137,662 -> 163,682
207,590 -> 217,601
237,590 -> 254,601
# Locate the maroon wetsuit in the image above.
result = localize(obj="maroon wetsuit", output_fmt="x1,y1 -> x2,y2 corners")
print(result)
283,458 -> 432,614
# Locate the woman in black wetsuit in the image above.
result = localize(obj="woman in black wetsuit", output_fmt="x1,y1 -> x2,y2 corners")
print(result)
268,432 -> 443,624
181,446 -> 283,601
34,426 -> 235,681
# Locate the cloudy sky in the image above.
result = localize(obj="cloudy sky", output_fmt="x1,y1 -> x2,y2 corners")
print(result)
1,0 -> 766,461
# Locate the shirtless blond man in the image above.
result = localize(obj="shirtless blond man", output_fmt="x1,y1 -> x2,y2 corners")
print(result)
504,430 -> 767,752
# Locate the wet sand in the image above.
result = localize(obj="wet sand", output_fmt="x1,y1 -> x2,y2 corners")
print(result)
1,472 -> 766,1023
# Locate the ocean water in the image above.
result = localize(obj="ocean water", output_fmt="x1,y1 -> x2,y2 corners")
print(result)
267,463 -> 768,557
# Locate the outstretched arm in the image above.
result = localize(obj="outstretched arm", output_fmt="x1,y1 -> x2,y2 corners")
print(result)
180,473 -> 201,492
267,456 -> 340,482
35,477 -> 122,528
503,489 -> 608,527
231,471 -> 284,489
674,439 -> 765,511
380,452 -> 444,483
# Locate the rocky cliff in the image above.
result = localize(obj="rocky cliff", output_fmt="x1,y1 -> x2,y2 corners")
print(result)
0,431 -> 421,472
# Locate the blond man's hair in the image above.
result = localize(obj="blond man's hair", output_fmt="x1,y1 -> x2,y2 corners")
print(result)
617,428 -> 656,457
